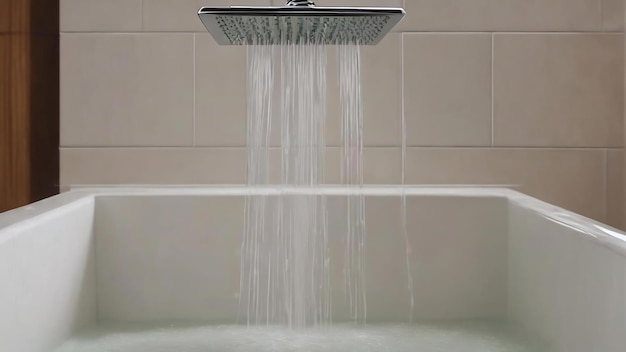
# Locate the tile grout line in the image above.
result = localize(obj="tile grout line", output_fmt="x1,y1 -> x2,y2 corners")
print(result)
191,33 -> 196,147
491,33 -> 495,147
193,33 -> 196,147
599,0 -> 604,32
400,30 -> 406,185
603,149 -> 609,222
93,210 -> 100,322
401,0 -> 407,184
140,0 -> 144,31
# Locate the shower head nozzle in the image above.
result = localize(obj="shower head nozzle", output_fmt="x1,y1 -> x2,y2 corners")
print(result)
198,2 -> 405,45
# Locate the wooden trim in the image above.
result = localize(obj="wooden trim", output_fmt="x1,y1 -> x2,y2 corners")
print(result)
0,0 -> 59,212
29,34 -> 59,203
0,34 -> 31,212
0,0 -> 10,33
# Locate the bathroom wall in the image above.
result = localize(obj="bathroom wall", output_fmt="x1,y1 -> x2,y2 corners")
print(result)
60,0 -> 625,228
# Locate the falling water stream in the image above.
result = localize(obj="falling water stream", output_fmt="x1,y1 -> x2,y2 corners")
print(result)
338,43 -> 369,324
241,39 -> 332,327
240,39 -> 370,328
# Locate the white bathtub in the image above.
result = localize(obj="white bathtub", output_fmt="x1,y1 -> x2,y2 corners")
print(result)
0,187 -> 624,351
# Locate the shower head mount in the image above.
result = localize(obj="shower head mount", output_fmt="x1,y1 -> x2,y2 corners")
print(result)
198,1 -> 405,45
286,0 -> 316,6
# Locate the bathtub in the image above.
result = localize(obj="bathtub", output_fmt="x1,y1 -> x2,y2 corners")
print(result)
0,187 -> 624,351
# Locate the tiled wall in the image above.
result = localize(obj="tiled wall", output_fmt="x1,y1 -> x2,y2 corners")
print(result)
60,0 -> 625,228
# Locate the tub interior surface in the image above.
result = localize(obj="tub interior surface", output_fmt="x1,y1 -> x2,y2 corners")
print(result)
1,187 -> 625,352
93,194 -> 507,323
53,321 -> 548,352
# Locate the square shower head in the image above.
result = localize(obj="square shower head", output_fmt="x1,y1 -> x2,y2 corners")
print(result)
198,6 -> 405,45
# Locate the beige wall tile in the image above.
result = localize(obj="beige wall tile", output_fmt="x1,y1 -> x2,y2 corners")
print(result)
96,196 -> 243,321
328,195 -> 507,321
266,148 -> 333,184
61,0 -> 142,32
294,34 -> 402,147
607,149 -> 624,229
359,197 -> 411,320
407,196 -> 507,320
144,0 -> 206,32
404,148 -> 606,222
318,147 -> 340,184
269,148 -> 342,184
60,147 -> 397,186
200,33 -> 401,147
602,0 -> 625,31
327,35 -> 402,146
494,34 -> 624,148
61,34 -> 194,147
404,34 -> 492,147
399,0 -> 601,32
145,0 -> 402,32
195,34 -> 247,146
325,147 -> 341,184
364,148 -> 402,184
361,34 -> 402,146
60,148 -> 246,185
271,0 -> 405,31
144,0 -> 272,32
308,147 -> 401,184
235,46 -> 338,147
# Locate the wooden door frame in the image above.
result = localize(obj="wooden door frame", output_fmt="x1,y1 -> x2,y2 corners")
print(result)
0,0 -> 59,212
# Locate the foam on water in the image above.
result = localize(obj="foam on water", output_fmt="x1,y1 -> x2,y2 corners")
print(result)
53,321 -> 549,352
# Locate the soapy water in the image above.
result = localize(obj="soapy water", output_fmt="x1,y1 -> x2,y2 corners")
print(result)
53,321 -> 549,352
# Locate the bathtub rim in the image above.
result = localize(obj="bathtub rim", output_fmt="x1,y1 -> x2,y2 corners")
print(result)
1,185 -> 624,257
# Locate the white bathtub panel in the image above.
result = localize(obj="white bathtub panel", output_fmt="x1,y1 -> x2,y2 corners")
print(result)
0,199 -> 96,352
508,206 -> 563,344
95,194 -> 507,323
325,197 -> 412,322
508,204 -> 626,352
508,205 -> 583,349
563,239 -> 626,352
96,196 -> 414,323
0,241 -> 19,352
607,249 -> 626,350
2,187 -> 626,349
362,197 -> 412,321
95,196 -> 243,322
407,196 -> 508,320
358,196 -> 507,321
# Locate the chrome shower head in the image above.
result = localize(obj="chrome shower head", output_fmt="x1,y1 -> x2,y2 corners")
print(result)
198,1 -> 405,45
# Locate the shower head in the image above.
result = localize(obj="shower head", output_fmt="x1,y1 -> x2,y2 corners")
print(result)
198,1 -> 405,45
